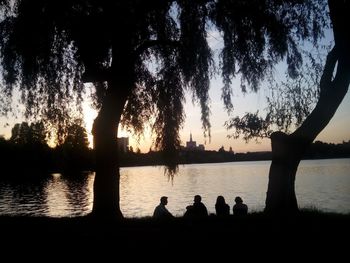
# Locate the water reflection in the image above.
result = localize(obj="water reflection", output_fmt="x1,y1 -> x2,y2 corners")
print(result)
0,176 -> 49,216
44,172 -> 93,217
45,174 -> 70,217
0,159 -> 349,217
0,172 -> 94,217
63,172 -> 93,216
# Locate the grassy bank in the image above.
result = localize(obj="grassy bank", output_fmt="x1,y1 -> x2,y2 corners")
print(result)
1,211 -> 349,258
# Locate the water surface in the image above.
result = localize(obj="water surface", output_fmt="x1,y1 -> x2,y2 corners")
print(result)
0,158 -> 349,217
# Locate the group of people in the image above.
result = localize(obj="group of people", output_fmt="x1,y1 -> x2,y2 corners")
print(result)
153,195 -> 248,219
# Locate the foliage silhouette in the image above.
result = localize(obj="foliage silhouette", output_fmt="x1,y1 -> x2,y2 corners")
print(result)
0,0 -> 344,217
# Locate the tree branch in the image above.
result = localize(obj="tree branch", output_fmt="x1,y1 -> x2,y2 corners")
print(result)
319,47 -> 337,92
292,47 -> 349,143
328,0 -> 350,62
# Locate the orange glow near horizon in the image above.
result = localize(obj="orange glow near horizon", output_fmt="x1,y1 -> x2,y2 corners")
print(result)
82,102 -> 97,148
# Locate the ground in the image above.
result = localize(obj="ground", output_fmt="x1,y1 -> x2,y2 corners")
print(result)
0,212 -> 348,260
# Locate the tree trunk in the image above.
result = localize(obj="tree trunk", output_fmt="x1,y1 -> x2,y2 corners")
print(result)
264,132 -> 305,214
86,33 -> 136,219
91,80 -> 130,219
265,0 -> 350,214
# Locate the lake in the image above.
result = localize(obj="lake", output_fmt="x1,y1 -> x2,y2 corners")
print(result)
0,158 -> 349,217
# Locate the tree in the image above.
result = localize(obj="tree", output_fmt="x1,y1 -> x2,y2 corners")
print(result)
62,122 -> 90,151
0,0 -> 337,217
57,121 -> 92,172
8,121 -> 51,172
10,121 -> 47,146
10,122 -> 31,145
226,0 -> 350,213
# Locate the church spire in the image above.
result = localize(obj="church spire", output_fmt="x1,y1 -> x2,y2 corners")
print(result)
190,132 -> 192,142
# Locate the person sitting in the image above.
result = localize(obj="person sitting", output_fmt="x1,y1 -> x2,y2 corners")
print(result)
184,195 -> 208,218
232,196 -> 248,216
153,196 -> 174,219
215,195 -> 230,216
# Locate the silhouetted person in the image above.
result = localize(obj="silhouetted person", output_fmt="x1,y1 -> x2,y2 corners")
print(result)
215,195 -> 230,216
184,195 -> 208,218
232,196 -> 248,216
153,196 -> 174,219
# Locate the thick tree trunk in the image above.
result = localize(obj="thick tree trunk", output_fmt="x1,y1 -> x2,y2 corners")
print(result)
92,115 -> 122,218
91,98 -> 123,218
265,0 -> 350,214
91,79 -> 130,219
265,132 -> 306,214
86,34 -> 136,219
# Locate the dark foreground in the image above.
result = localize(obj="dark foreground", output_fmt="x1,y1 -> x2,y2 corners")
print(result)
0,212 -> 349,260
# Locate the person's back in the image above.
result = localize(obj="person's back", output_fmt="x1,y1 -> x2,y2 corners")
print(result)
184,195 -> 208,218
153,196 -> 174,219
215,195 -> 230,216
232,196 -> 248,216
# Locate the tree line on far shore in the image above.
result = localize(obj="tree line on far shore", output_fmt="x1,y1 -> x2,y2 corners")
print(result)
0,121 -> 349,179
0,121 -> 94,177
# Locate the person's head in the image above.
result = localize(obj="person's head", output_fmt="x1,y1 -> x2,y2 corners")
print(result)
194,195 -> 202,203
160,196 -> 168,205
235,196 -> 243,204
216,195 -> 225,205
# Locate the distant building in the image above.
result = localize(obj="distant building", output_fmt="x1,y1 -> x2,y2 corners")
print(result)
117,137 -> 129,153
186,133 -> 196,149
185,133 -> 205,151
